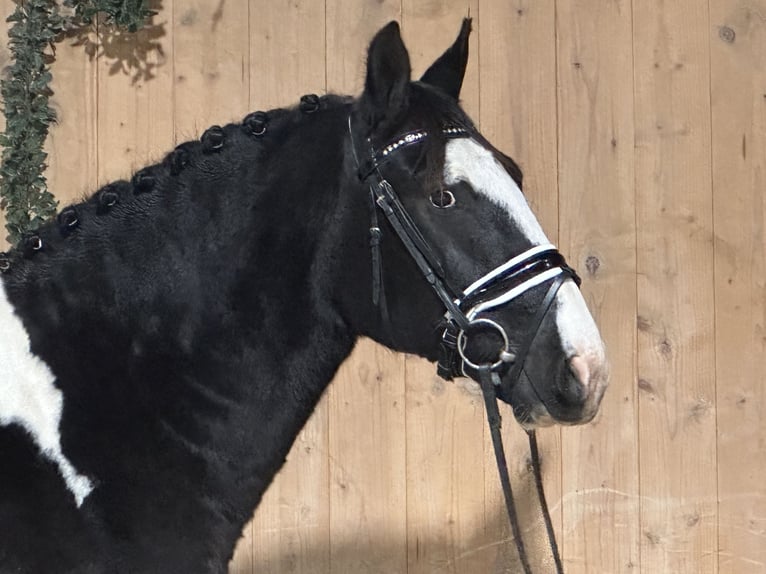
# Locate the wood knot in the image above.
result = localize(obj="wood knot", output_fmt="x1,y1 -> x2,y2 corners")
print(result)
658,338 -> 673,358
585,255 -> 601,276
736,395 -> 747,407
689,398 -> 712,422
719,26 -> 736,43
637,378 -> 655,394
644,530 -> 662,545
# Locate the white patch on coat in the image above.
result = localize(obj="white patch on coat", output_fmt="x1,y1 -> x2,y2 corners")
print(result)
555,282 -> 605,361
444,139 -> 608,393
0,281 -> 93,507
444,138 -> 550,245
555,281 -> 609,396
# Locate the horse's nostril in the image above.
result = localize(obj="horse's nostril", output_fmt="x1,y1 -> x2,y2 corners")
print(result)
568,355 -> 591,388
551,356 -> 591,409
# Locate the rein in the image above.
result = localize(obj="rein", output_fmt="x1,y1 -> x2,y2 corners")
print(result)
350,116 -> 579,573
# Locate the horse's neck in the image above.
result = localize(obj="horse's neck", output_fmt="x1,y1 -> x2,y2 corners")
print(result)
0,102 -> 359,552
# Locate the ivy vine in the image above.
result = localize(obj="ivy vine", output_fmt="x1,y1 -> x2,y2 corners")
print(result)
0,0 -> 155,244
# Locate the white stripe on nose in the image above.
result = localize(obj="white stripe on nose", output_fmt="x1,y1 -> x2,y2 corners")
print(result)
556,281 -> 609,410
555,282 -> 606,364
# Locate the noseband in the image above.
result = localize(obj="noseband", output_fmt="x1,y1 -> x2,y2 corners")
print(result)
349,116 -> 580,572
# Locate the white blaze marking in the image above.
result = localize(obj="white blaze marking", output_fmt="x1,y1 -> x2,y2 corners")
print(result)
444,139 -> 608,384
0,280 -> 93,507
555,282 -> 606,362
444,138 -> 549,245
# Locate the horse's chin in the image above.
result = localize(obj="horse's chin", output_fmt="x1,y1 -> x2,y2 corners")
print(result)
516,406 -> 557,431
516,403 -> 600,430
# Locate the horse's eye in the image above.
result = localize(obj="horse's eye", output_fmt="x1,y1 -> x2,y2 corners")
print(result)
429,189 -> 456,209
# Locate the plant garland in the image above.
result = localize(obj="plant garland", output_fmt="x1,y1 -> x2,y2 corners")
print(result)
0,0 -> 154,244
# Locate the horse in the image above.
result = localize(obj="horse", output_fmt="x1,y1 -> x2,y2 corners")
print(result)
0,19 -> 608,573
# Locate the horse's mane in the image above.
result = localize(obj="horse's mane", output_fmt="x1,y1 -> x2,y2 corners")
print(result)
1,95 -> 356,280
0,85 -> 511,284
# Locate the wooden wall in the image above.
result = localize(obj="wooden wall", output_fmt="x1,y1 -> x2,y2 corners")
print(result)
1,1 -> 764,572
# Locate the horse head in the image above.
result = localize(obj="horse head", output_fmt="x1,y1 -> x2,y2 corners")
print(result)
342,20 -> 608,428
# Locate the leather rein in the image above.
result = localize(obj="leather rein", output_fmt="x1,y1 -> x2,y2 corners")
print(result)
349,116 -> 580,573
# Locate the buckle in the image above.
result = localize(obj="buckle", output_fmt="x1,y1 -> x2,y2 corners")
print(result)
437,321 -> 461,380
457,318 -> 515,374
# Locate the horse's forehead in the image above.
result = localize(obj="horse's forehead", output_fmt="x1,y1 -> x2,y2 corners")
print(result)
443,138 -> 549,245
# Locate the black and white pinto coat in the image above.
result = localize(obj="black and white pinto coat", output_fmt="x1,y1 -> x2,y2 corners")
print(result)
0,20 -> 608,574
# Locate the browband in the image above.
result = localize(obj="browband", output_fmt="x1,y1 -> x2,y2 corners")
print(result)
357,126 -> 469,181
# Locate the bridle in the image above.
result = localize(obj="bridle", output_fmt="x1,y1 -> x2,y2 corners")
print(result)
350,116 -> 581,571
350,116 -> 582,572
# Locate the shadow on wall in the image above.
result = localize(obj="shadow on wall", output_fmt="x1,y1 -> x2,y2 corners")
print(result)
242,470 -> 561,574
60,0 -> 166,84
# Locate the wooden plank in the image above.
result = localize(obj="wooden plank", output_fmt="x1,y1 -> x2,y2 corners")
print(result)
328,344 -> 407,573
479,2 -> 563,571
250,1 -> 325,111
325,3 -> 407,572
173,0 -> 249,140
46,20 -> 98,208
326,0 -> 401,96
247,3 -> 329,573
96,3 -> 175,185
399,4 -> 491,573
401,0 -> 478,119
709,2 -> 766,572
633,0 -> 718,572
556,1 -> 640,572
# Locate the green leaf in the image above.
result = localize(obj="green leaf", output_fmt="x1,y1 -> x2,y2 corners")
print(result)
1,0 -> 153,242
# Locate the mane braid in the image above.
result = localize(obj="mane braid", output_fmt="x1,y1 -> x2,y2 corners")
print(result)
0,94 -> 355,277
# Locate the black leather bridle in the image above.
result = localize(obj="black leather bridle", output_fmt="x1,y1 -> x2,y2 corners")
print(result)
350,116 -> 581,573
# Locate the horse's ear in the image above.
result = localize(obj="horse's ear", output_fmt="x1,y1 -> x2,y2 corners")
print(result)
419,18 -> 471,99
360,21 -> 411,131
